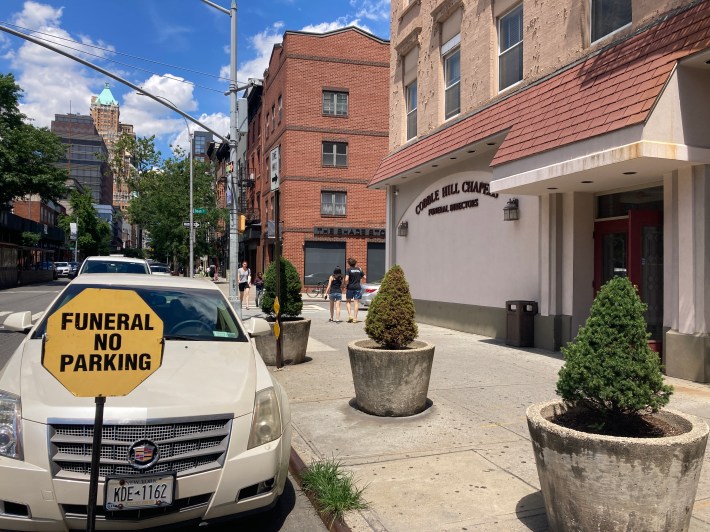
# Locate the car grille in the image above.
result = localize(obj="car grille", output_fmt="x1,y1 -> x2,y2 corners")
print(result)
49,417 -> 232,479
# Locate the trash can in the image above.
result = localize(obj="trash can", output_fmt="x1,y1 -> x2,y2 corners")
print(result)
506,300 -> 538,347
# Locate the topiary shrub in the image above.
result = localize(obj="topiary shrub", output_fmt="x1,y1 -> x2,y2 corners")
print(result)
260,256 -> 303,317
364,265 -> 418,349
556,276 -> 672,418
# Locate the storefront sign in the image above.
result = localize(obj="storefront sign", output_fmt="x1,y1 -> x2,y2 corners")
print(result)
415,180 -> 499,216
314,227 -> 385,237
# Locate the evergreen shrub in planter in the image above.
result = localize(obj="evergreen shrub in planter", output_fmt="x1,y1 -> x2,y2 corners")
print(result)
348,265 -> 434,416
527,277 -> 708,531
254,257 -> 310,365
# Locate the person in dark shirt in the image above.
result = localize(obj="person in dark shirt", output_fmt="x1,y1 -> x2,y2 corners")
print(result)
344,257 -> 366,323
324,266 -> 343,322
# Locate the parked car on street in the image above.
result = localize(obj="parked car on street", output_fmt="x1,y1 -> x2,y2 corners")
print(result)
360,281 -> 381,308
39,261 -> 58,279
54,261 -> 70,277
0,274 -> 292,530
149,262 -> 172,275
67,261 -> 79,278
78,256 -> 151,275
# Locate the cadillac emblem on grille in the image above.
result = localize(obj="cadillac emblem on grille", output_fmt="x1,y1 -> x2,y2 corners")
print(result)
128,440 -> 159,470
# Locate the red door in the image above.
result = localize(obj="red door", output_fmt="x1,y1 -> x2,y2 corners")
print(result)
594,211 -> 663,351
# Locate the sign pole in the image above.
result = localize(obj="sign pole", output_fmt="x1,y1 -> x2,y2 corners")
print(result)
274,189 -> 283,369
87,395 -> 106,532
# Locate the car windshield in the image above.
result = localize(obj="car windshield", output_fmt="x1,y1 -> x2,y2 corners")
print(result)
151,265 -> 170,273
81,260 -> 149,274
33,284 -> 247,342
56,262 -> 68,267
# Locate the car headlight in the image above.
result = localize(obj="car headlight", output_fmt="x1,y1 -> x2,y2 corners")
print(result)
247,387 -> 282,450
0,391 -> 22,460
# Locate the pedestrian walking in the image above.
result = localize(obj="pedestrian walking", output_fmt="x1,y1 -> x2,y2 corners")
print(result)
324,267 -> 343,322
254,272 -> 265,307
238,261 -> 251,310
344,257 -> 365,323
212,262 -> 219,281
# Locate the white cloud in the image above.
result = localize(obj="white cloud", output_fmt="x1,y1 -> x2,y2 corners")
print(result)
300,18 -> 372,34
120,74 -> 201,147
350,0 -> 391,22
7,1 -> 116,127
171,113 -> 229,153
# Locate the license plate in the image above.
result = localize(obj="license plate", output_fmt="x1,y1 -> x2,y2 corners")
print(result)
104,474 -> 175,511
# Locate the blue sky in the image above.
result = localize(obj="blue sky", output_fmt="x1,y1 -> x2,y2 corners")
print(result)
0,0 -> 390,156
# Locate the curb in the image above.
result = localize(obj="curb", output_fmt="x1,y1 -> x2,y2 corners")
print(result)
288,447 -> 352,532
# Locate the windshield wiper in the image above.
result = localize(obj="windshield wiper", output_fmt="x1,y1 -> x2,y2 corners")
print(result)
163,334 -> 202,341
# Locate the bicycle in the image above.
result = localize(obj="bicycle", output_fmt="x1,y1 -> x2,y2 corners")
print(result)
307,282 -> 326,298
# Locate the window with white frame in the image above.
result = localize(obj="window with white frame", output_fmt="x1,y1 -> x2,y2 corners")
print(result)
271,105 -> 275,130
321,191 -> 347,216
443,45 -> 460,119
499,4 -> 523,91
406,81 -> 417,140
323,91 -> 348,116
322,141 -> 348,167
278,95 -> 282,123
403,46 -> 419,140
591,0 -> 631,42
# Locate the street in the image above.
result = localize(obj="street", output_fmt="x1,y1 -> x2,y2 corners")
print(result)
0,282 -> 326,532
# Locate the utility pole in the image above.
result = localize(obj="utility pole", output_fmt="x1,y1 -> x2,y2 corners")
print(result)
201,0 -> 241,316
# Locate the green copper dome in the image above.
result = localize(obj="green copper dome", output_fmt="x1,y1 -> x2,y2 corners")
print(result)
95,82 -> 118,106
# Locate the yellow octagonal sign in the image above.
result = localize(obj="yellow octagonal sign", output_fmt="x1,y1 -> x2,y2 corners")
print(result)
42,288 -> 164,397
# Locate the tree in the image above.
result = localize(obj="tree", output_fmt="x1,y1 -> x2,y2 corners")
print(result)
556,276 -> 673,418
261,257 -> 303,317
125,143 -> 226,269
364,265 -> 418,349
0,73 -> 68,206
58,191 -> 111,256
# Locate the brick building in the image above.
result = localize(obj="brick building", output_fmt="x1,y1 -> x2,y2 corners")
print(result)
244,27 -> 390,285
373,0 -> 710,381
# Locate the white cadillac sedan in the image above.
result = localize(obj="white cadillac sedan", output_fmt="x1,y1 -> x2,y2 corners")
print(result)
0,275 -> 291,531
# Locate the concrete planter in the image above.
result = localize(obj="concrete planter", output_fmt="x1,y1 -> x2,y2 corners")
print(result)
253,318 -> 311,366
526,400 -> 709,532
348,339 -> 434,417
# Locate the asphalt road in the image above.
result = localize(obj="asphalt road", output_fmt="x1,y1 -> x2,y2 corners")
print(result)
0,280 -> 326,532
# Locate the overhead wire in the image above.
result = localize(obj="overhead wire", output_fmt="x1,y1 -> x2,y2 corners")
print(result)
0,20 -> 252,92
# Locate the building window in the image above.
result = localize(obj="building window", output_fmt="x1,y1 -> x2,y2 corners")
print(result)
278,96 -> 282,123
265,113 -> 269,137
406,80 -> 417,140
443,43 -> 460,119
322,142 -> 348,167
271,105 -> 275,131
323,91 -> 348,116
499,4 -> 523,91
321,191 -> 347,216
591,0 -> 631,42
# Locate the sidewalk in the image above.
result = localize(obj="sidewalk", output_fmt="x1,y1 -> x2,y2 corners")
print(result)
227,286 -> 710,531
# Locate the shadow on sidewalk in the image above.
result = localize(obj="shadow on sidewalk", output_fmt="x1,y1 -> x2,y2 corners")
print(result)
516,491 -> 548,531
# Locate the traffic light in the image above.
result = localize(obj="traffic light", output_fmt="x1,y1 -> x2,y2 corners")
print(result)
238,214 -> 246,233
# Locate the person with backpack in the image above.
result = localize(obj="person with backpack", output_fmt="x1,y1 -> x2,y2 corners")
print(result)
324,266 -> 343,322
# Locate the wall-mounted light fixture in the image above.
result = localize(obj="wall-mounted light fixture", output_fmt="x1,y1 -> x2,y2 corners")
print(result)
397,220 -> 409,236
503,198 -> 519,221
393,186 -> 399,196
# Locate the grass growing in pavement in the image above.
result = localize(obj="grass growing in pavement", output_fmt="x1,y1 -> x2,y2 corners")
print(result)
300,457 -> 368,525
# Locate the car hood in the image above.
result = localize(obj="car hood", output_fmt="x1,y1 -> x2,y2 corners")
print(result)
18,339 -> 257,423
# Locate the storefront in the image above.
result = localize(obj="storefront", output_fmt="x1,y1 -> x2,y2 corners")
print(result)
372,3 -> 710,381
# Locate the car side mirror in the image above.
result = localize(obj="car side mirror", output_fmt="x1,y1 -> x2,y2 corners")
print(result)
248,318 -> 272,337
4,311 -> 33,333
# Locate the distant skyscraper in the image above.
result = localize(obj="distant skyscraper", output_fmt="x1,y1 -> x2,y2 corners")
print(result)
90,83 -> 135,213
50,113 -> 112,205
